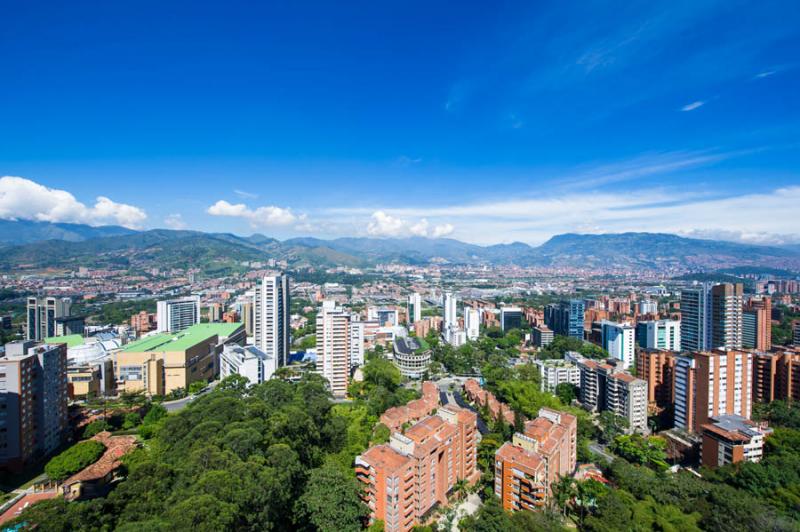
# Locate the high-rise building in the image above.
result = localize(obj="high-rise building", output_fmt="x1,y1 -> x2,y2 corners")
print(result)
316,301 -> 351,398
253,275 -> 290,368
544,299 -> 585,340
794,321 -> 800,345
601,321 -> 635,369
156,296 -> 200,333
635,319 -> 681,351
219,344 -> 276,385
443,292 -> 457,331
500,306 -> 523,332
407,293 -> 421,324
751,349 -> 800,403
743,296 -> 771,351
576,357 -> 648,433
26,296 -> 71,341
673,350 -> 752,433
636,349 -> 676,413
356,405 -> 478,532
494,408 -> 577,512
464,307 -> 480,340
680,283 -> 743,352
350,318 -> 365,368
1,341 -> 68,472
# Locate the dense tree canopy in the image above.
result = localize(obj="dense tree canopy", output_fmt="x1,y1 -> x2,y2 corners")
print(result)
44,440 -> 106,481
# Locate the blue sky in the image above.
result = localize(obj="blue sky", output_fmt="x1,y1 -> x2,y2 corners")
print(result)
1,0 -> 799,245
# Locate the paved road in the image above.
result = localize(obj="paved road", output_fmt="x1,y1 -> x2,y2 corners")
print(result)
589,442 -> 615,463
162,381 -> 219,413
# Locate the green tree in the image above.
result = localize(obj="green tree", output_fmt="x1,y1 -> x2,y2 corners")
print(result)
83,419 -> 111,438
296,462 -> 369,531
45,440 -> 106,481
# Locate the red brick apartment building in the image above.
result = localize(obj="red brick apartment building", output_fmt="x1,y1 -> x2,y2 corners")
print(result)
356,405 -> 478,532
494,408 -> 577,512
380,381 -> 439,432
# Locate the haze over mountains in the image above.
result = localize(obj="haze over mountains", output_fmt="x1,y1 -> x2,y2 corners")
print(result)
0,219 -> 798,273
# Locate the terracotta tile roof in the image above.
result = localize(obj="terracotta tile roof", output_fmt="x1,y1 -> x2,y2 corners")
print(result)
63,432 -> 137,485
496,442 -> 544,473
360,444 -> 413,472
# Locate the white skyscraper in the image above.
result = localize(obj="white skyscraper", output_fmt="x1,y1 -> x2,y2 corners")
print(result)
156,296 -> 200,333
349,317 -> 365,368
316,300 -> 351,398
601,321 -> 635,369
408,293 -> 422,324
465,307 -> 480,340
444,292 -> 457,331
253,275 -> 290,368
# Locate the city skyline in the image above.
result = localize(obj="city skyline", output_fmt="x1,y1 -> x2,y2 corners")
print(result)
2,1 -> 799,245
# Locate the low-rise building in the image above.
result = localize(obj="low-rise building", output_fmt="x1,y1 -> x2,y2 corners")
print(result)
380,381 -> 439,432
392,336 -> 432,379
531,325 -> 554,348
536,359 -> 579,393
701,415 -> 772,468
219,344 -> 276,385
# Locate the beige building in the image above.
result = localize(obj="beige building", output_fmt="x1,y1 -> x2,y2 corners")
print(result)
113,323 -> 243,396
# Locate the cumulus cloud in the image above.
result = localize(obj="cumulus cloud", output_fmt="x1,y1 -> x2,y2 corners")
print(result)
0,176 -> 147,228
207,200 -> 297,227
681,101 -> 705,111
163,213 -> 187,230
367,212 -> 455,238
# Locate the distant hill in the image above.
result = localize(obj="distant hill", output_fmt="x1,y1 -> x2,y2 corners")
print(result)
0,220 -> 136,245
0,222 -> 798,273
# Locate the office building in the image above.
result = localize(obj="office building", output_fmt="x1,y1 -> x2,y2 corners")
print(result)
114,323 -> 240,396
636,319 -> 680,351
368,306 -> 399,327
601,321 -> 635,369
743,297 -> 772,351
544,299 -> 585,340
680,283 -> 743,352
392,336 -> 432,379
253,275 -> 290,368
407,293 -> 421,324
464,307 -> 480,340
26,296 -> 71,341
356,405 -> 478,532
577,357 -> 648,433
531,325 -> 554,348
500,306 -> 523,332
67,359 -> 115,399
494,408 -> 577,512
536,359 -> 579,393
1,341 -> 68,472
636,349 -> 676,412
673,350 -> 752,433
316,301 -> 352,398
156,296 -> 200,333
219,344 -> 275,385
55,316 -> 85,337
701,415 -> 772,468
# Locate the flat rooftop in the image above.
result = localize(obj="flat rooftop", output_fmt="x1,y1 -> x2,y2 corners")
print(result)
122,323 -> 235,353
44,334 -> 84,348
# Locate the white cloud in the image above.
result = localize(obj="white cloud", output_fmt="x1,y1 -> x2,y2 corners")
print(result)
432,223 -> 455,238
234,189 -> 259,199
366,212 -> 455,238
163,213 -> 187,230
207,200 -> 297,227
0,176 -> 147,229
754,70 -> 775,79
681,101 -> 705,111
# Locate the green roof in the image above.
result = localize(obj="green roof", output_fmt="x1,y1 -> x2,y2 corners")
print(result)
44,334 -> 84,348
122,323 -> 243,353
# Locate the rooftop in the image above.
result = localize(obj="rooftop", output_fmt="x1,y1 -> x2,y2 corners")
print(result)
394,336 -> 430,356
122,323 -> 237,353
44,334 -> 85,348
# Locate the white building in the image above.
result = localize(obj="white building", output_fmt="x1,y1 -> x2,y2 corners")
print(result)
350,318 -> 365,368
253,275 -> 290,368
637,300 -> 658,315
408,293 -> 422,324
316,301 -> 352,398
156,296 -> 200,333
639,319 -> 681,351
601,320 -> 635,369
219,344 -> 276,385
464,307 -> 480,341
367,306 -> 399,327
536,359 -> 580,393
444,292 -> 457,331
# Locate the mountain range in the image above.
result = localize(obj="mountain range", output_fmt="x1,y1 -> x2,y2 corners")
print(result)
0,220 -> 798,273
